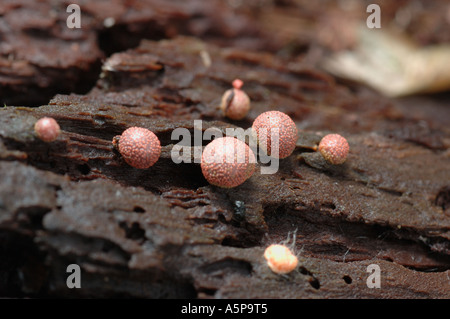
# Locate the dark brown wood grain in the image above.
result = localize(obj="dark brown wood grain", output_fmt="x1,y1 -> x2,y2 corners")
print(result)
0,0 -> 449,299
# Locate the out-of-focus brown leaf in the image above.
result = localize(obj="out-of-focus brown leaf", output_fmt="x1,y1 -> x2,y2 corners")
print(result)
322,27 -> 450,97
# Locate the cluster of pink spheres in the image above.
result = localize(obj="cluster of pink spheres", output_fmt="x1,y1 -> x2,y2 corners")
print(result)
32,80 -> 350,275
33,85 -> 350,179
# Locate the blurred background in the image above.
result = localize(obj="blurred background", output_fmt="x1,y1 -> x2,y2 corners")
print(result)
1,0 -> 449,106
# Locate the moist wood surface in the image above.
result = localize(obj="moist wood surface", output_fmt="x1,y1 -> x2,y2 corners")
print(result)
0,0 -> 449,298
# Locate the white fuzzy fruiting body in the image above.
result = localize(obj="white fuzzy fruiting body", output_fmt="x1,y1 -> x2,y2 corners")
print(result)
264,244 -> 298,274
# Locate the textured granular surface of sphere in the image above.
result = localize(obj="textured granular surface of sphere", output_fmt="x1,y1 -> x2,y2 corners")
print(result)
34,117 -> 60,142
252,111 -> 298,158
264,244 -> 298,274
318,133 -> 349,165
117,127 -> 161,169
201,137 -> 256,188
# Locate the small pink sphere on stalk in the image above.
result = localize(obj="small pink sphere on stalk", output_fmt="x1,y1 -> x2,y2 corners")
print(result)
220,79 -> 250,120
252,111 -> 298,159
201,137 -> 256,188
34,117 -> 60,142
318,133 -> 349,165
115,127 -> 161,169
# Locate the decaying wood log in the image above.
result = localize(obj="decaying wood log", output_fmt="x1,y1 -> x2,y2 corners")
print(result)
1,33 -> 449,298
1,0 -> 450,299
